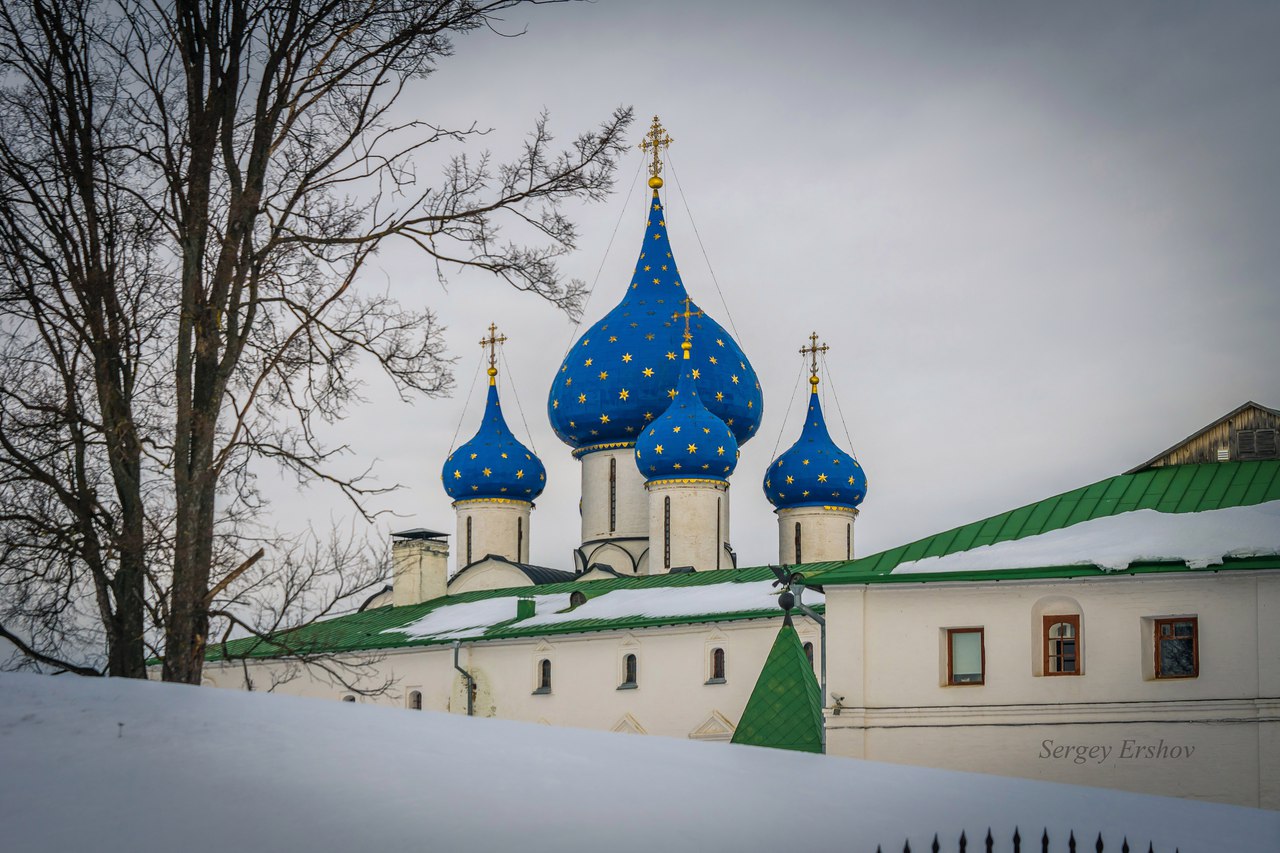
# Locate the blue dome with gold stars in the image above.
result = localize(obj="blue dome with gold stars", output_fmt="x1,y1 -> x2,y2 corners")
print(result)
635,352 -> 739,483
547,190 -> 763,456
443,381 -> 546,503
764,390 -> 866,510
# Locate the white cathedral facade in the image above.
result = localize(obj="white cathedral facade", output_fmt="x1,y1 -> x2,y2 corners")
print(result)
201,120 -> 1280,811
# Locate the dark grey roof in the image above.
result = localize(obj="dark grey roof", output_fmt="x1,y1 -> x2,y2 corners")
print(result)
391,528 -> 449,541
453,554 -> 576,586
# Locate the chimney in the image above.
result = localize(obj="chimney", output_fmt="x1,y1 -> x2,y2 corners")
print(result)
392,528 -> 450,607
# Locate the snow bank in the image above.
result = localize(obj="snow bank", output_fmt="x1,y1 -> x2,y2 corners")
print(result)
1,672 -> 1275,853
895,501 -> 1280,574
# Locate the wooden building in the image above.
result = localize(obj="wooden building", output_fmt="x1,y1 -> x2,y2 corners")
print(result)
1127,401 -> 1280,473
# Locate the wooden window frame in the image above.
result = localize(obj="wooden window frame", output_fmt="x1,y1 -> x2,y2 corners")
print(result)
1043,614 -> 1081,676
620,652 -> 638,688
708,647 -> 726,682
946,627 -> 985,686
1154,617 -> 1199,679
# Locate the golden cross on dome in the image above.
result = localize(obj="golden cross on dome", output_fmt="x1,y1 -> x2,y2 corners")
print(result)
800,332 -> 830,389
480,322 -> 507,384
638,115 -> 673,190
672,297 -> 702,360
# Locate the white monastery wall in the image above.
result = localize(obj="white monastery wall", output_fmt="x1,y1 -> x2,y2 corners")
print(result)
822,571 -> 1280,808
202,617 -> 823,741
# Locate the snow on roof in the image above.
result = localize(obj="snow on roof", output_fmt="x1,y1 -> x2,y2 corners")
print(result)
390,580 -> 808,641
2,672 -> 1275,853
895,500 -> 1280,575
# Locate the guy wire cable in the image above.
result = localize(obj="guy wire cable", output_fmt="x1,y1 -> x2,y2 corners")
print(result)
446,355 -> 486,455
819,351 -> 860,459
769,358 -> 809,463
555,156 -> 645,364
663,150 -> 743,343
499,344 -> 538,455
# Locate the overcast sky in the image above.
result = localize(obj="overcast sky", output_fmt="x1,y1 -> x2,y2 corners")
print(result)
268,1 -> 1280,574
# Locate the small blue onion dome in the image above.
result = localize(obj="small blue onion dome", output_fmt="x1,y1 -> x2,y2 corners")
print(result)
634,349 -> 739,483
764,390 -> 866,510
547,191 -> 762,456
442,379 -> 546,502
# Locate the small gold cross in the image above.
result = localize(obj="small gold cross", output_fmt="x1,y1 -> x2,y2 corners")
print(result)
800,332 -> 830,387
638,115 -> 673,188
480,322 -> 508,381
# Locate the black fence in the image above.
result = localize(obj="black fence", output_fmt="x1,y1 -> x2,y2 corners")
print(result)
875,828 -> 1177,853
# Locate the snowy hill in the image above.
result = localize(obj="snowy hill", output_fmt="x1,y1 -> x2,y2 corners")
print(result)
0,672 -> 1275,853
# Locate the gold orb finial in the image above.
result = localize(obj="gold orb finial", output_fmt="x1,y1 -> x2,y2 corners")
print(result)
639,115 -> 673,192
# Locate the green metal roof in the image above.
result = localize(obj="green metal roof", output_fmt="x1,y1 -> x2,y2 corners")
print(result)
730,619 -> 823,754
802,461 -> 1280,586
207,565 -> 802,662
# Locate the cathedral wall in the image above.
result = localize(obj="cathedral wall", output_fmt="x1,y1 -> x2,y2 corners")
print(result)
776,506 -> 857,565
201,616 -> 822,743
822,571 -> 1279,808
578,448 -> 648,572
645,480 -> 730,572
454,500 -> 531,569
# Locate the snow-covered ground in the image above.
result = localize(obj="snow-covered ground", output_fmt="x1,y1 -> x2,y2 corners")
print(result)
896,501 -> 1280,574
0,673 -> 1275,852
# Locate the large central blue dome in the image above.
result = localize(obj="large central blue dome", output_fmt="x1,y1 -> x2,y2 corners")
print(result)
547,191 -> 762,456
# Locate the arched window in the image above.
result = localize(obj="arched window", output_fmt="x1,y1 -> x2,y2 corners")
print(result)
408,690 -> 422,710
1044,616 -> 1080,675
341,695 -> 356,703
794,521 -> 803,564
570,590 -> 587,608
609,457 -> 617,533
621,653 -> 638,688
846,523 -> 852,560
710,647 -> 726,681
663,496 -> 671,569
537,659 -> 552,692
716,497 -> 722,569
465,515 -> 473,566
517,516 -> 524,561
803,642 -> 815,668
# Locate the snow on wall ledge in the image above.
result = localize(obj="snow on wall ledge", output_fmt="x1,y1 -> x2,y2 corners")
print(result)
1,671 -> 1276,853
390,580 -> 808,641
896,500 -> 1280,574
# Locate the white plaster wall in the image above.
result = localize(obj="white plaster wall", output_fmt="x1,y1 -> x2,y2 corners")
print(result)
645,480 -> 730,573
578,447 -> 649,572
201,617 -> 823,743
391,538 -> 448,607
822,571 -> 1280,808
454,500 -> 531,569
776,506 -> 857,565
447,560 -> 535,594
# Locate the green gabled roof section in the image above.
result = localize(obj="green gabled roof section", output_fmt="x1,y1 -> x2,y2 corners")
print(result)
802,461 -> 1280,586
207,565 -> 803,662
730,620 -> 823,754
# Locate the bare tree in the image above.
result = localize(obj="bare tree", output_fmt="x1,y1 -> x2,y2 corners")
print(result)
0,0 -> 632,683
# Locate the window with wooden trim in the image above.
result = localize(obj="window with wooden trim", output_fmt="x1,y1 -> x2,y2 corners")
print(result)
534,658 -> 552,694
947,628 -> 984,685
1043,615 -> 1080,675
1238,429 -> 1278,460
707,647 -> 726,683
408,690 -> 422,710
620,653 -> 638,688
1155,617 -> 1198,678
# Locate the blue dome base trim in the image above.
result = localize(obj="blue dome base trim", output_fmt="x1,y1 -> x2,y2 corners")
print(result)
773,502 -> 860,512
